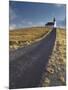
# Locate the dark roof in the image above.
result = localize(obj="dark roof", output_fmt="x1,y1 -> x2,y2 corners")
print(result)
46,22 -> 54,26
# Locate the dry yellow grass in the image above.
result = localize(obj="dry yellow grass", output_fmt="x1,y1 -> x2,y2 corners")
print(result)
9,27 -> 51,49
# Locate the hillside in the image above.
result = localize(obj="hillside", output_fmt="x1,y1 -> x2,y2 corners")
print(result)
9,27 -> 51,50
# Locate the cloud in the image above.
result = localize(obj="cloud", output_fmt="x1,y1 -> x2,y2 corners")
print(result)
57,18 -> 66,28
9,24 -> 17,30
55,4 -> 62,7
38,22 -> 45,26
9,20 -> 33,30
55,4 -> 66,9
28,22 -> 45,27
9,7 -> 17,21
22,20 -> 32,25
9,7 -> 33,29
9,7 -> 18,30
21,20 -> 33,27
27,21 -> 32,25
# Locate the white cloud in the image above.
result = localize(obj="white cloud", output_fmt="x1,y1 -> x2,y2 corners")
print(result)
9,24 -> 16,30
32,22 -> 45,27
55,4 -> 65,8
39,22 -> 45,26
22,20 -> 32,25
28,21 -> 32,25
9,7 -> 17,21
56,4 -> 62,7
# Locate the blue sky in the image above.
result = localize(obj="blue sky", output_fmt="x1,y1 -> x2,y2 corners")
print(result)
9,1 -> 66,30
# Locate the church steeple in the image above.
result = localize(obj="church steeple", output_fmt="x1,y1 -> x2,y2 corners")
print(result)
53,17 -> 56,28
53,17 -> 56,23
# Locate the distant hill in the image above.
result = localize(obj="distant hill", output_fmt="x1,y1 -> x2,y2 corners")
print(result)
9,27 -> 51,50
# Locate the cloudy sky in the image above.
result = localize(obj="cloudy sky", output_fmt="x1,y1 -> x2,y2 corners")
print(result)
9,1 -> 66,30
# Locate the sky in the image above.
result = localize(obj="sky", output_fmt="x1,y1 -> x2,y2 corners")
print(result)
9,1 -> 66,30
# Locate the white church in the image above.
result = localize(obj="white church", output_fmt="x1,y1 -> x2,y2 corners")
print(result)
45,18 -> 56,29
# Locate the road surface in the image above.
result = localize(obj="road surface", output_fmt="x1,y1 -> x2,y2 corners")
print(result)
9,28 -> 56,89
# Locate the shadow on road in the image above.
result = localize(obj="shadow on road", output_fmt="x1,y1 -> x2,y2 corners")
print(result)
9,28 -> 56,89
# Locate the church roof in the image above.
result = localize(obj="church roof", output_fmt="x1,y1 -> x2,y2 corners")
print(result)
46,22 -> 54,26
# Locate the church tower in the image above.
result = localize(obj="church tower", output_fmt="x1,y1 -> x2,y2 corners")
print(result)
53,17 -> 56,28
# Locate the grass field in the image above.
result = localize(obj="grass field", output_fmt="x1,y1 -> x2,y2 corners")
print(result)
40,28 -> 66,86
9,27 -> 51,49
